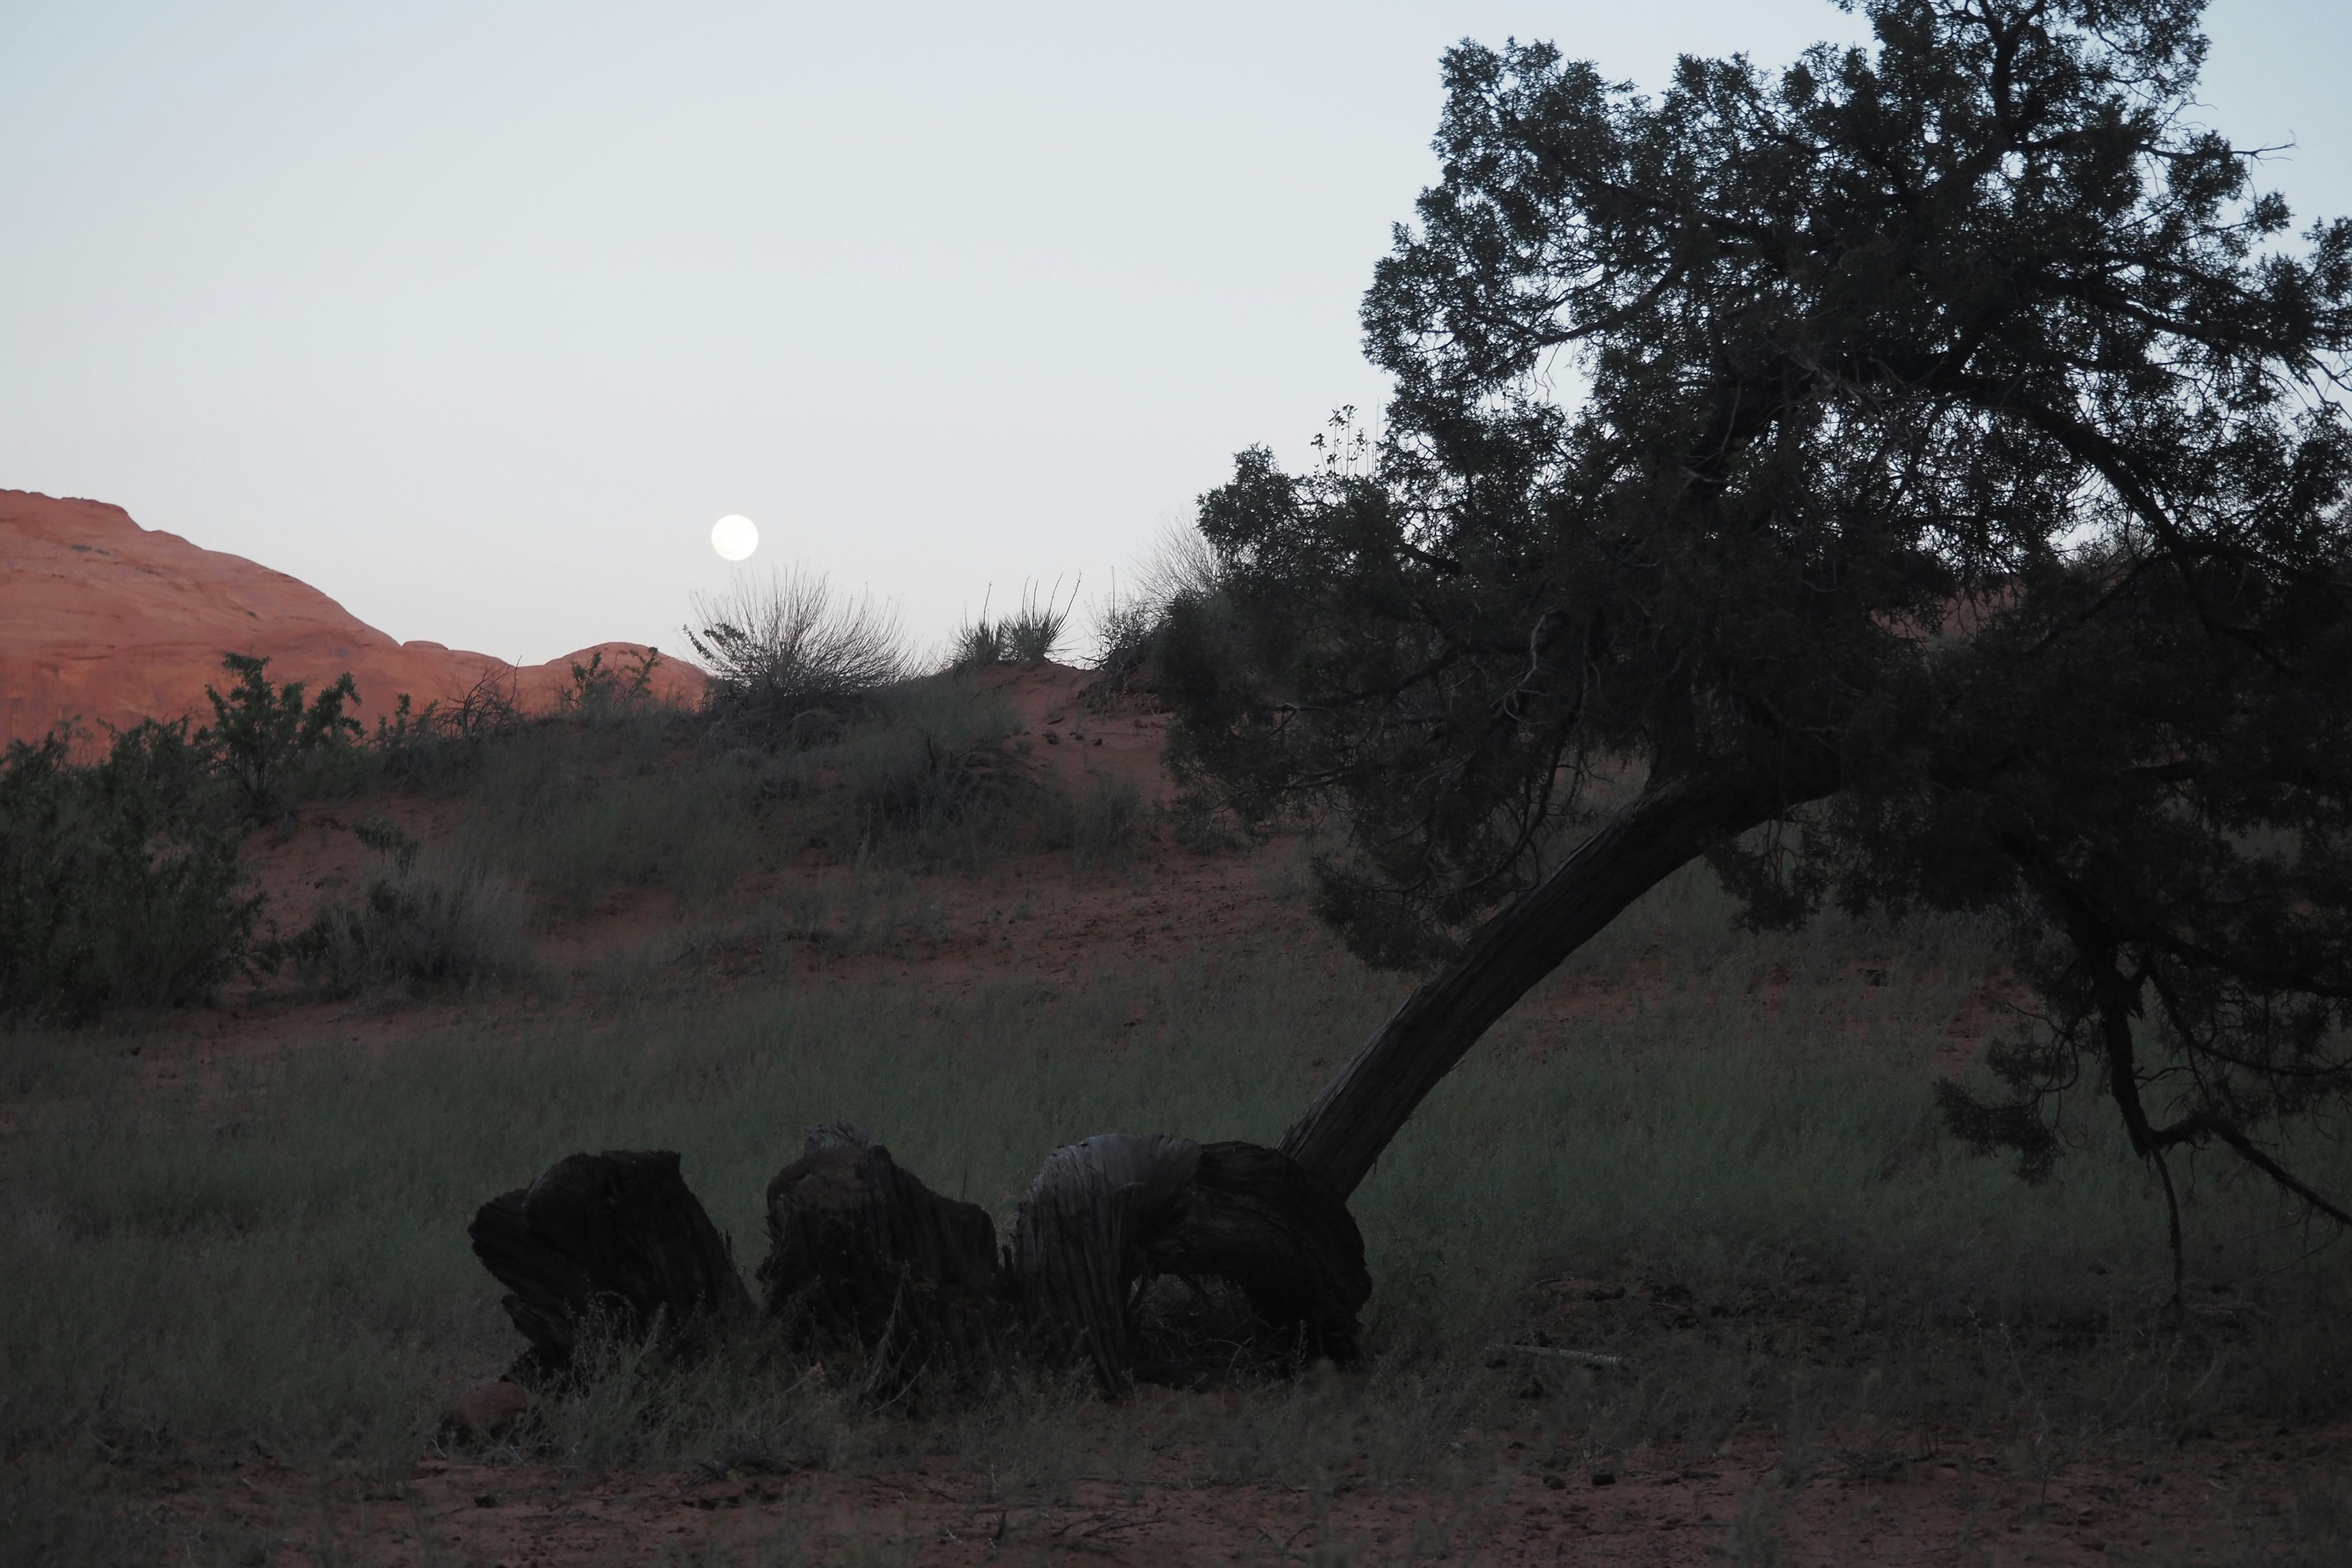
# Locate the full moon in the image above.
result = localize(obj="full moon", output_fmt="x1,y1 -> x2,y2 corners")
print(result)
710,514 -> 759,562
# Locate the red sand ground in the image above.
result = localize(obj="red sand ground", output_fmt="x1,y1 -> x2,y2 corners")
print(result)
15,518 -> 2351,1564
0,489 -> 703,748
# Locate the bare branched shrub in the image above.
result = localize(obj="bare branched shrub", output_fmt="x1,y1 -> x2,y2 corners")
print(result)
688,570 -> 908,745
1089,523 -> 1223,675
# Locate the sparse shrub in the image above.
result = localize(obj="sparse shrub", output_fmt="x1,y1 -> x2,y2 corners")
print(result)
0,722 -> 266,1022
1088,526 -> 1224,678
688,570 -> 907,746
1088,589 -> 1160,680
1063,771 -> 1145,870
366,671 -> 527,794
202,652 -> 361,822
560,646 -> 667,725
293,840 -> 532,997
951,579 -> 1076,670
829,677 -> 1052,865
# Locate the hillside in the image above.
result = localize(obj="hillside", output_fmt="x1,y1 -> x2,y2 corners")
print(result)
0,489 -> 703,747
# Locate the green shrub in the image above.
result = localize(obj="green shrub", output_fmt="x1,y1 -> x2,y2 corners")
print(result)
0,723 -> 266,1023
557,646 -> 668,725
828,676 -> 1057,866
1063,770 -> 1145,870
457,715 -> 760,913
202,652 -> 360,821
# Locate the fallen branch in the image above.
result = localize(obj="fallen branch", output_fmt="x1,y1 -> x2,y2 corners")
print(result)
1488,1342 -> 1629,1370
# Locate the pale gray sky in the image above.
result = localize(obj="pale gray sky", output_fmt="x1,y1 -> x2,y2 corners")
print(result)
3,1 -> 2344,665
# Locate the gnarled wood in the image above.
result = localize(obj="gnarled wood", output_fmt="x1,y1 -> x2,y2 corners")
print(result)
757,1121 -> 1002,1365
1011,1134 -> 1369,1392
467,1149 -> 748,1376
1136,1140 -> 1368,1363
1011,1133 -> 1198,1393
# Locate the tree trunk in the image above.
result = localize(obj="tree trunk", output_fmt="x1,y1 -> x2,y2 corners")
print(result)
1281,763 -> 1840,1197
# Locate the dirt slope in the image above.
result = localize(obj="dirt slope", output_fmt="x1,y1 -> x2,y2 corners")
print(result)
0,489 -> 703,746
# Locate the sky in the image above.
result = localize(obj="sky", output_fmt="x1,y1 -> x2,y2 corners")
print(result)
3,2 -> 2346,668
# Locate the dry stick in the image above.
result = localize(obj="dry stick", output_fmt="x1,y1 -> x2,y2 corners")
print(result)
1488,1343 -> 1630,1371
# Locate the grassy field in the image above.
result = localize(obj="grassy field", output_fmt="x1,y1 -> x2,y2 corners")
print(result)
7,673 -> 2352,1561
9,860 -> 2349,1504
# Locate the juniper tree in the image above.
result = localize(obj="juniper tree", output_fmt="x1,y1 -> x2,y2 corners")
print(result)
1161,0 -> 2352,1272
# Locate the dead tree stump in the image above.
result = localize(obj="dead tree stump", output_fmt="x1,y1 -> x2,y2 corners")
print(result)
756,1122 -> 1003,1373
1011,1134 -> 1368,1393
1010,1133 -> 1200,1393
1137,1140 -> 1370,1363
467,1149 -> 749,1377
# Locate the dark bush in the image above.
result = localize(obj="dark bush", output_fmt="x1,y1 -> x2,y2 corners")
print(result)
203,652 -> 360,822
292,853 -> 532,997
688,572 -> 905,746
950,579 -> 1076,671
0,722 -> 268,1022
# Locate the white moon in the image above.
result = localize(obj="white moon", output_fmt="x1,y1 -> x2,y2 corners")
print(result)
710,514 -> 759,561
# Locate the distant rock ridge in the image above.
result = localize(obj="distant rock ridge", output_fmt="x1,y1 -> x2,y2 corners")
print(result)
0,489 -> 704,748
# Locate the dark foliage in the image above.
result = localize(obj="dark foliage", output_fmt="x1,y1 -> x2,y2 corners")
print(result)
688,573 -> 903,746
203,652 -> 360,821
0,721 -> 266,1022
1163,1 -> 2352,1250
469,1149 -> 752,1381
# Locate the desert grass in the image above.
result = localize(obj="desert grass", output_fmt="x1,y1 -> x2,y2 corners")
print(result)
8,860 -> 2350,1509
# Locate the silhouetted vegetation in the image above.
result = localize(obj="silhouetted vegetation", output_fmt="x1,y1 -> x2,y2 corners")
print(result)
687,570 -> 907,747
0,720 -> 267,1022
951,579 -> 1077,669
1168,0 -> 2352,1271
203,651 -> 360,822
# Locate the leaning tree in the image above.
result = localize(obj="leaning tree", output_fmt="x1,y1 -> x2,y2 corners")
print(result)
469,0 -> 2352,1390
1163,0 -> 2352,1274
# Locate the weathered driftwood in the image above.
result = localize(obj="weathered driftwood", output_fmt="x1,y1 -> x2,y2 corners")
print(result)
756,1121 -> 1001,1369
467,1149 -> 750,1376
1138,1140 -> 1369,1363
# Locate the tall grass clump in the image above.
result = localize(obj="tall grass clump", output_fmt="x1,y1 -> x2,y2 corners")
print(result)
688,570 -> 907,747
821,676 -> 1058,868
951,579 -> 1076,669
292,820 -> 532,997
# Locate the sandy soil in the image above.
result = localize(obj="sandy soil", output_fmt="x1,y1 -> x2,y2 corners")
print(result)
113,1412 -> 2352,1566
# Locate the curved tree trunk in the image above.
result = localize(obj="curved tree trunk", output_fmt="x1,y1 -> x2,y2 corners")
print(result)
1281,761 -> 1841,1197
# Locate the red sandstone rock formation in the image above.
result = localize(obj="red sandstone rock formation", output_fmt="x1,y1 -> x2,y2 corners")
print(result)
0,489 -> 704,748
